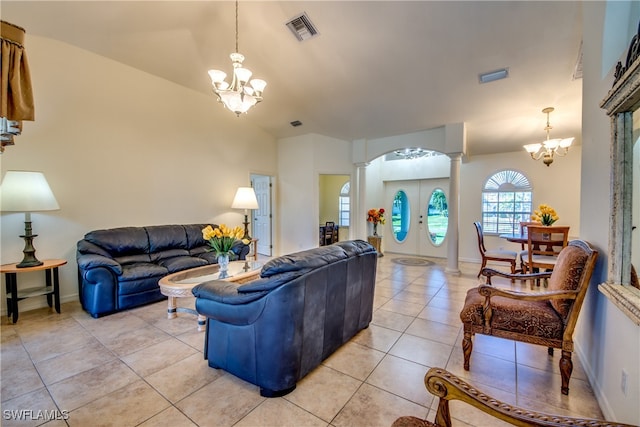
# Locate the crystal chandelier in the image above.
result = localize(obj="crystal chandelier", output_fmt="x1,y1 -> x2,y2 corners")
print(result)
208,1 -> 266,116
523,107 -> 574,166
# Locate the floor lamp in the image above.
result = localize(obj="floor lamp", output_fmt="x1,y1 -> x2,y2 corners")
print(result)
0,171 -> 60,267
231,187 -> 259,240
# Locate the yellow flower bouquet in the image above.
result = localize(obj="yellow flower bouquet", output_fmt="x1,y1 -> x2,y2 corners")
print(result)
531,204 -> 559,226
202,224 -> 248,257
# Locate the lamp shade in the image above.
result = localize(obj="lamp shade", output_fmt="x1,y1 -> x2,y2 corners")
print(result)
231,187 -> 259,210
0,171 -> 60,212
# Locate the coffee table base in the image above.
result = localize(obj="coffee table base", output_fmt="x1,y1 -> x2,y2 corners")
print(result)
167,296 -> 207,331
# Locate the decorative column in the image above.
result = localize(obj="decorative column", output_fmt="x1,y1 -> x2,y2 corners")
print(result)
446,153 -> 462,274
354,162 -> 369,240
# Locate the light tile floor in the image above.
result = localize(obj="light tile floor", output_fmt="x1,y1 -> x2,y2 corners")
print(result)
1,254 -> 603,426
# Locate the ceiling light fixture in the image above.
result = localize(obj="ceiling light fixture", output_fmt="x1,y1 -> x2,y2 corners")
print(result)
208,0 -> 266,116
393,148 -> 440,160
523,107 -> 574,167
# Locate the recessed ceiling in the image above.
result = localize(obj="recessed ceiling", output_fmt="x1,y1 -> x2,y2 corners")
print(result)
1,1 -> 584,156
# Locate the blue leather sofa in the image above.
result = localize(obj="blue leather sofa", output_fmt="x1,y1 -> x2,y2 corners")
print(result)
192,240 -> 378,397
77,224 -> 249,318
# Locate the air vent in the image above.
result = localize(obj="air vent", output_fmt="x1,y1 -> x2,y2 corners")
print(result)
573,41 -> 583,80
285,13 -> 319,42
478,68 -> 509,84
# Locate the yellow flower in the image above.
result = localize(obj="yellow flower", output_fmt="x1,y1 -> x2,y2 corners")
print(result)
531,204 -> 559,226
201,224 -> 247,257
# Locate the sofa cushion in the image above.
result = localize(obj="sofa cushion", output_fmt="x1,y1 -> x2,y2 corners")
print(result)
334,240 -> 377,257
147,225 -> 189,253
193,280 -> 268,304
184,224 -> 212,249
84,227 -> 150,257
261,245 -> 348,277
158,256 -> 208,273
114,254 -> 152,265
546,245 -> 588,318
153,248 -> 190,261
120,262 -> 168,281
237,269 -> 310,293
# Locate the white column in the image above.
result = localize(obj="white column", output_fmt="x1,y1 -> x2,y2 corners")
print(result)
354,162 -> 369,240
446,153 -> 462,274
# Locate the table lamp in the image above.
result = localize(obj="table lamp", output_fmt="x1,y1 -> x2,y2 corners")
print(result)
0,170 -> 60,267
231,187 -> 259,240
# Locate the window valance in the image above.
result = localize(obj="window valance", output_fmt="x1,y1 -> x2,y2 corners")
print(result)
1,20 -> 34,152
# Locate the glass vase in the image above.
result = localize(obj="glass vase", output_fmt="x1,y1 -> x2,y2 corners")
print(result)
373,223 -> 378,236
217,253 -> 230,278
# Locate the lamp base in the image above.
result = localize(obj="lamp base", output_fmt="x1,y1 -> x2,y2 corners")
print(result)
242,214 -> 252,241
17,221 -> 43,268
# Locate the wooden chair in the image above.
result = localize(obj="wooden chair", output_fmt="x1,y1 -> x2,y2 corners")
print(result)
323,222 -> 335,246
473,222 -> 517,280
522,225 -> 569,287
517,221 -> 539,270
392,368 -> 635,427
460,240 -> 598,395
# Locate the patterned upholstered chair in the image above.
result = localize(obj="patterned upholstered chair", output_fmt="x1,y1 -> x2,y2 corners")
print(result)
392,368 -> 635,427
459,240 -> 598,395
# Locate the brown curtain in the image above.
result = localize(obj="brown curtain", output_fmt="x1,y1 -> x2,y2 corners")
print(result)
1,20 -> 34,152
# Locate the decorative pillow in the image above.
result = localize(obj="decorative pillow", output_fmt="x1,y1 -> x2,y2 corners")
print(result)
546,245 -> 587,318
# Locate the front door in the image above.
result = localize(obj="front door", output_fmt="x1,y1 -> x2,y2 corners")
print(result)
383,179 -> 449,258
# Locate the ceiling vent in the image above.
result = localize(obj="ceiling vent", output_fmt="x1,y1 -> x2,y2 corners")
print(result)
572,41 -> 583,80
478,68 -> 509,84
285,13 -> 319,42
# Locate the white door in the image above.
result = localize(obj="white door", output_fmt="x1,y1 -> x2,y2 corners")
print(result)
251,175 -> 272,256
383,179 -> 449,257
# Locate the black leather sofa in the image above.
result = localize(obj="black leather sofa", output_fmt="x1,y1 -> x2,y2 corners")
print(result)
77,224 -> 249,318
192,240 -> 378,397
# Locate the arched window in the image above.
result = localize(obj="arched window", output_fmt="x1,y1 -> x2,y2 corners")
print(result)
339,182 -> 350,227
482,170 -> 532,234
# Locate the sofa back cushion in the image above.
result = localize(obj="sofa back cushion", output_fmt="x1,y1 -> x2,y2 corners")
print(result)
260,245 -> 348,278
84,227 -> 149,257
147,225 -> 189,253
183,224 -> 216,249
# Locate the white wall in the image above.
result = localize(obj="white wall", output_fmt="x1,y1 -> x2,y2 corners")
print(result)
0,35 -> 277,312
277,133 -> 352,255
579,2 -> 640,424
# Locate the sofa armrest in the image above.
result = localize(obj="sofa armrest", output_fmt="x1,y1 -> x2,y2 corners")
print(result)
77,254 -> 123,275
193,280 -> 268,325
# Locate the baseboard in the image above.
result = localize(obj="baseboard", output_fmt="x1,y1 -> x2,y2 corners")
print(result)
574,341 -> 614,421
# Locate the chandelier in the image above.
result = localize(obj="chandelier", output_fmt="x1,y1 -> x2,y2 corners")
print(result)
523,107 -> 574,166
393,148 -> 440,160
207,1 -> 266,116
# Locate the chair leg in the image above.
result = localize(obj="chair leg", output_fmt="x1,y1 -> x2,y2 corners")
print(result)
559,350 -> 573,395
462,330 -> 473,370
477,259 -> 486,278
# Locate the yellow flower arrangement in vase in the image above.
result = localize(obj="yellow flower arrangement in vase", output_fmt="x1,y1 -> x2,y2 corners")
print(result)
531,204 -> 559,226
202,224 -> 248,274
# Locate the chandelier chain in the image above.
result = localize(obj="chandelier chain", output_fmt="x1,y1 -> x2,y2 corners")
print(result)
235,0 -> 239,54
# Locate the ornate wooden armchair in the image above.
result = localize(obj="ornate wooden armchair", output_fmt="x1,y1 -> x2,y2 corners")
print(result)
392,368 -> 636,427
459,240 -> 598,395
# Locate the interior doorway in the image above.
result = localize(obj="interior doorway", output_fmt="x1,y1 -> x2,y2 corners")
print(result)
319,174 -> 350,242
251,174 -> 273,257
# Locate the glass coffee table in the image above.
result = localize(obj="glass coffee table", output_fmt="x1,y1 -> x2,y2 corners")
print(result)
158,260 -> 262,331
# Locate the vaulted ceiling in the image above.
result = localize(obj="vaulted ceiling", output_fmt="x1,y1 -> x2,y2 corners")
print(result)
2,1 -> 584,156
